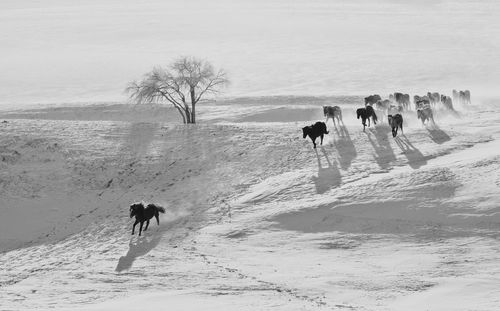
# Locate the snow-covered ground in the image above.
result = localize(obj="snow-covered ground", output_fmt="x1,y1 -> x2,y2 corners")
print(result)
1,97 -> 499,310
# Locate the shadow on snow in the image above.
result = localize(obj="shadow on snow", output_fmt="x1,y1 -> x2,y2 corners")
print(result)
312,147 -> 341,194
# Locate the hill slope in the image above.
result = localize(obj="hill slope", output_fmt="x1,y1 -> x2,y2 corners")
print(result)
1,101 -> 500,310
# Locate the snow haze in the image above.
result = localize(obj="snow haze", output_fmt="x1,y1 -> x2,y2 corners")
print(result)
1,0 -> 500,107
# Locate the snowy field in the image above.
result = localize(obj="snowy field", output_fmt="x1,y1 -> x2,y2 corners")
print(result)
2,0 -> 500,310
1,97 -> 500,310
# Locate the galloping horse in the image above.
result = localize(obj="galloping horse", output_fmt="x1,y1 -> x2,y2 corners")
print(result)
394,92 -> 410,110
388,114 -> 403,137
130,202 -> 166,236
323,105 -> 343,127
440,95 -> 454,110
416,105 -> 435,125
357,105 -> 378,131
364,94 -> 382,107
303,121 -> 329,149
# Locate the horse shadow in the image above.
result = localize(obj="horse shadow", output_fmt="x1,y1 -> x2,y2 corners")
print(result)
367,126 -> 396,170
333,125 -> 357,170
328,115 -> 345,132
427,125 -> 451,144
115,234 -> 162,272
312,147 -> 341,194
395,135 -> 428,169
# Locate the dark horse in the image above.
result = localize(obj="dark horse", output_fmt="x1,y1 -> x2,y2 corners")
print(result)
417,106 -> 434,125
388,114 -> 403,137
323,105 -> 343,127
303,121 -> 329,149
364,94 -> 381,106
130,202 -> 166,236
357,105 -> 378,131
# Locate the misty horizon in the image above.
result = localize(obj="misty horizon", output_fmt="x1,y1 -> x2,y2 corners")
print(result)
1,0 -> 499,107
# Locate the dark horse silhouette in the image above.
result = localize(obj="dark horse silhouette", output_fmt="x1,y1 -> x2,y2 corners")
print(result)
302,121 -> 329,149
357,105 -> 378,131
388,114 -> 403,137
130,202 -> 166,236
364,94 -> 381,106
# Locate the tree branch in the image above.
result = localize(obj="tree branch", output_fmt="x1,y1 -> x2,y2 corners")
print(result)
126,56 -> 228,124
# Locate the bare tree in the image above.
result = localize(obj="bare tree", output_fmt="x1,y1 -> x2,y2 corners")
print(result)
126,56 -> 228,124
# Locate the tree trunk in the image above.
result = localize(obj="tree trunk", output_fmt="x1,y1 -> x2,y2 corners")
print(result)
190,87 -> 196,124
191,104 -> 196,124
184,107 -> 192,123
174,105 -> 187,124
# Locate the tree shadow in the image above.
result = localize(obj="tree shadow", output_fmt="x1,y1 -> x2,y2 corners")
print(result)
333,125 -> 357,170
98,122 -> 160,195
367,126 -> 396,170
122,122 -> 160,157
395,135 -> 428,169
427,125 -> 451,145
312,147 -> 341,194
115,234 -> 162,272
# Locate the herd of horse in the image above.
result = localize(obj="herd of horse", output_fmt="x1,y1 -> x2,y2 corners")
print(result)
129,91 -> 472,232
302,90 -> 471,148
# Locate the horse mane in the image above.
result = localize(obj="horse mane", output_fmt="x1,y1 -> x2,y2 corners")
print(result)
131,201 -> 145,211
356,108 -> 363,119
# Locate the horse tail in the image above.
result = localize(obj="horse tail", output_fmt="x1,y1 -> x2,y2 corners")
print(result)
152,205 -> 164,225
156,205 -> 166,214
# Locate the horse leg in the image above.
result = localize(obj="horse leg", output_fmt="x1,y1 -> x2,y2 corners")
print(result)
312,137 -> 317,149
139,221 -> 144,236
155,213 -> 160,225
320,134 -> 324,145
144,220 -> 150,231
132,220 -> 139,235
